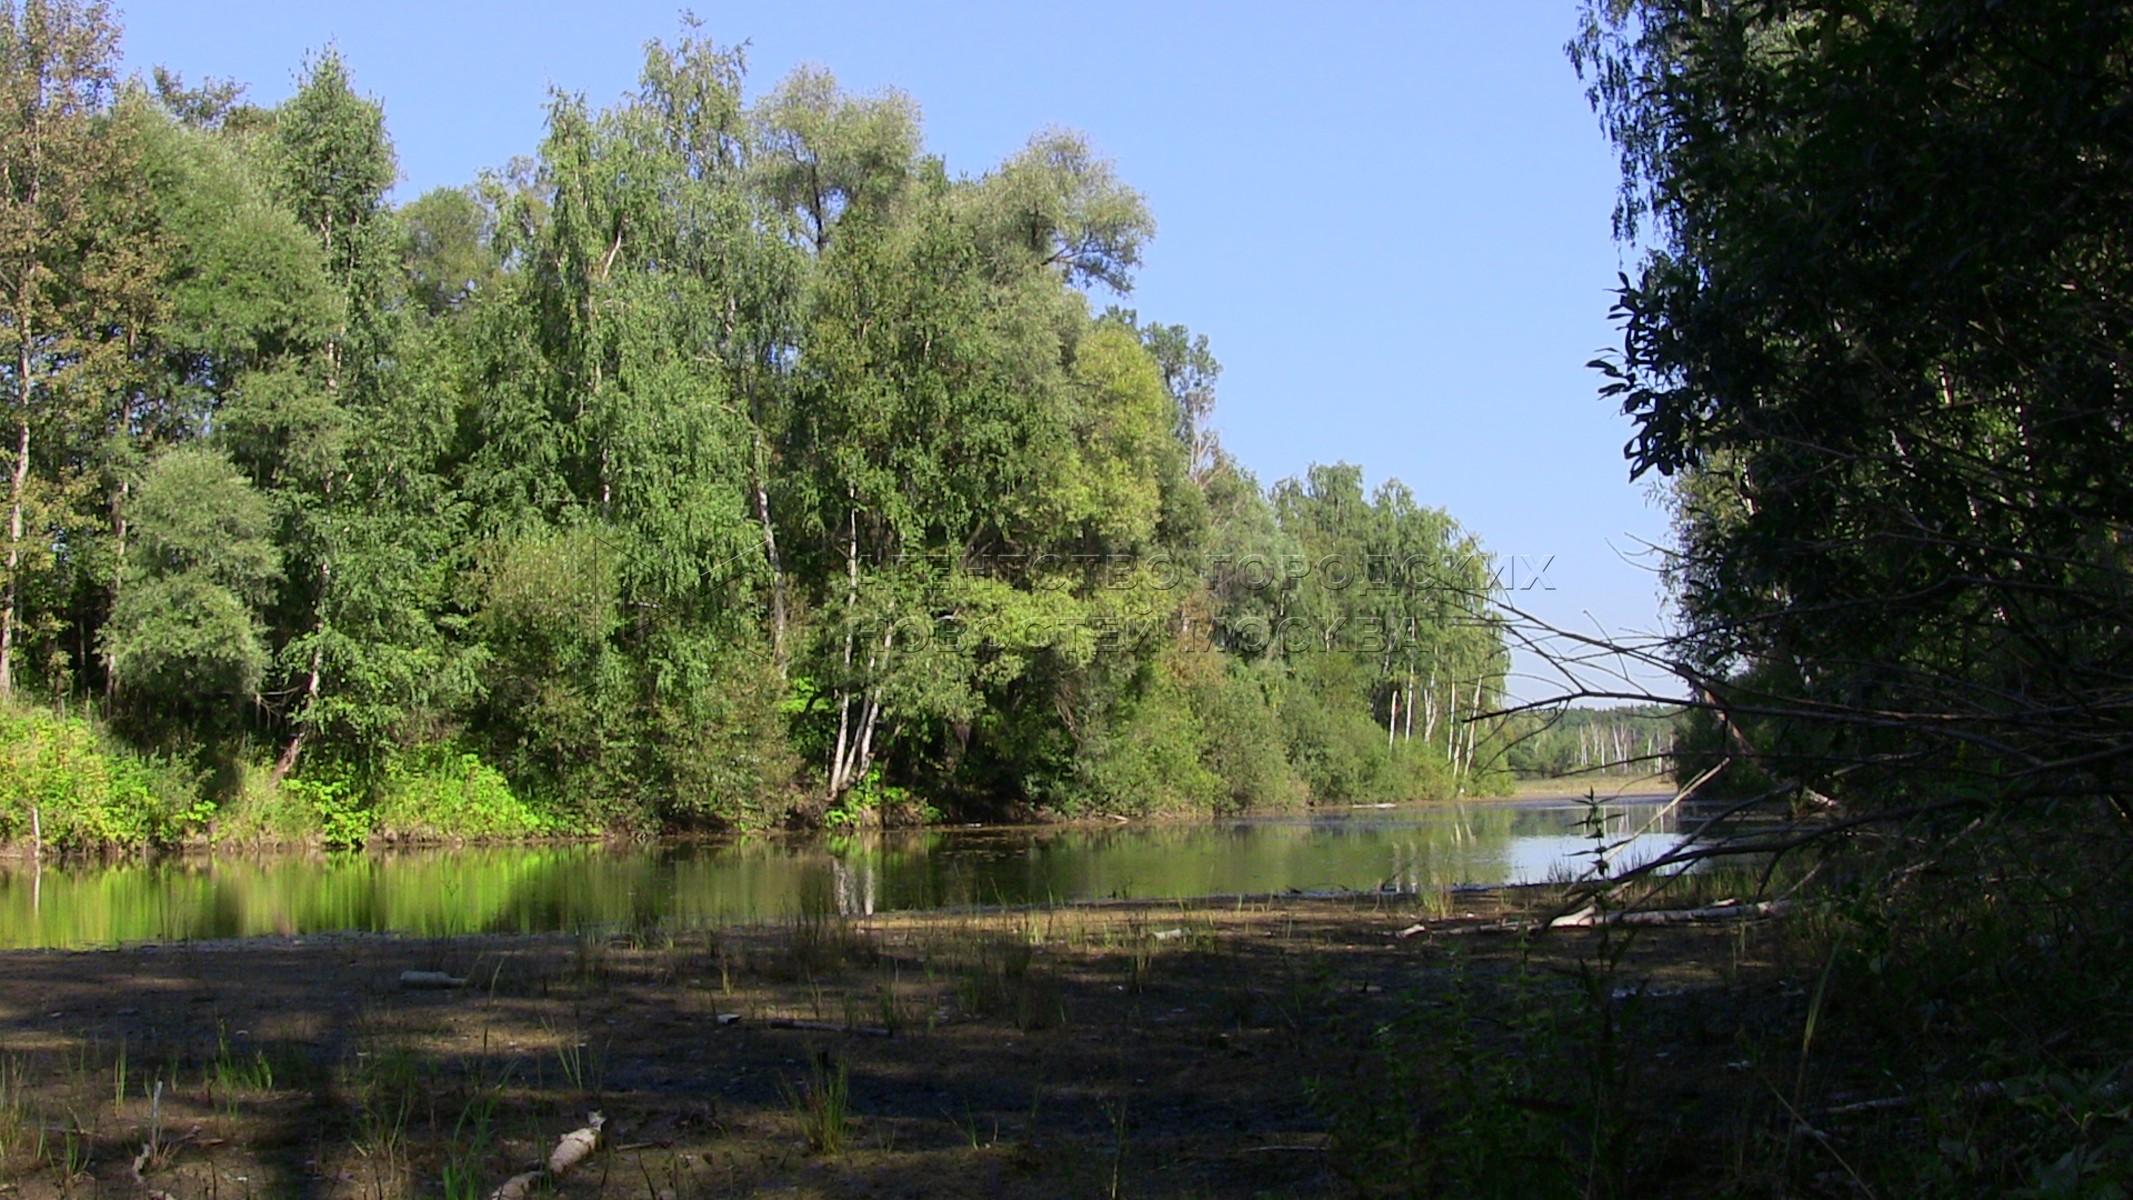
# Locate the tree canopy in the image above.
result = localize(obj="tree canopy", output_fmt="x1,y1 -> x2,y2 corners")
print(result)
1576,0 -> 2133,819
0,5 -> 1516,843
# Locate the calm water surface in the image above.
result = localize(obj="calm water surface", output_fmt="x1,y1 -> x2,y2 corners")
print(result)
0,796 -> 1691,949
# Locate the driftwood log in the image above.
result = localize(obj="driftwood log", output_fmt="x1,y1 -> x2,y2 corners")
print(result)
1547,900 -> 1790,929
766,1016 -> 893,1038
1392,899 -> 1792,940
489,1112 -> 604,1200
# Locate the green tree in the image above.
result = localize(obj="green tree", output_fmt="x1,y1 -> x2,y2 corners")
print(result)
103,446 -> 279,708
0,4 -> 1527,837
101,97 -> 334,705
269,48 -> 393,343
396,184 -> 501,320
239,47 -> 458,778
1112,308 -> 1222,483
462,35 -> 798,827
752,63 -> 918,256
0,0 -> 127,700
1575,0 -> 2133,816
1259,464 -> 1505,798
967,130 -> 1154,294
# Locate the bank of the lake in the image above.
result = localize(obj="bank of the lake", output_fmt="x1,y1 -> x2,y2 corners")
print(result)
0,889 -> 1797,1200
0,822 -> 2099,1199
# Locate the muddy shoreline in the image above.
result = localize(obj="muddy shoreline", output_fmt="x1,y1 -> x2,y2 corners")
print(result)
0,889 -> 1786,1198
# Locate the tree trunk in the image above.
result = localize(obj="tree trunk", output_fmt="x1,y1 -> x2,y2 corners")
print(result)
0,318 -> 30,702
271,644 -> 323,782
1460,676 -> 1483,780
272,728 -> 308,781
1422,665 -> 1438,742
852,688 -> 881,791
828,502 -> 860,796
1445,679 -> 1457,761
751,429 -> 787,674
105,369 -> 133,698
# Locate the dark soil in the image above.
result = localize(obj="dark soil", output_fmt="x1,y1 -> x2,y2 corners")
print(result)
0,891 -> 1796,1198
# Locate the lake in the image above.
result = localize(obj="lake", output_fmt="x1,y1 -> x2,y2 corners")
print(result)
0,794 -> 1691,949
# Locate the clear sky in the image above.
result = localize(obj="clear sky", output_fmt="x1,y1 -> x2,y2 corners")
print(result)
117,1 -> 1677,704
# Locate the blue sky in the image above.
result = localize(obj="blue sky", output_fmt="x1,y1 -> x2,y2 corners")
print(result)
119,1 -> 1676,703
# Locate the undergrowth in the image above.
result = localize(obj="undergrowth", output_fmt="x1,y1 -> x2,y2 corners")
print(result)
0,703 -> 204,851
1312,811 -> 2133,1198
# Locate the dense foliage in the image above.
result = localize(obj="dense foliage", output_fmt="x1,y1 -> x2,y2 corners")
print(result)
1576,0 -> 2133,819
0,2 -> 1511,846
1571,4 -> 2133,1193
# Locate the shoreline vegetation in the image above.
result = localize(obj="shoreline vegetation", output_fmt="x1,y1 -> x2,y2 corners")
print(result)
0,687 -> 1673,860
3,696 -> 1669,858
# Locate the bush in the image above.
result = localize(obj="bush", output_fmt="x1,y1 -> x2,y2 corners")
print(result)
1066,649 -> 1226,817
209,761 -> 326,848
0,704 -> 204,851
644,645 -> 800,832
1280,663 -> 1397,804
198,747 -> 570,849
1177,652 -> 1306,812
370,745 -> 565,842
285,767 -> 372,848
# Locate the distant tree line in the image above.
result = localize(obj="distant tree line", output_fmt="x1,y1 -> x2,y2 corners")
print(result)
1502,704 -> 1676,780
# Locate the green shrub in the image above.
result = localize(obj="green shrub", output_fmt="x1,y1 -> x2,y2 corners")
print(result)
285,767 -> 372,848
825,765 -> 942,829
644,644 -> 800,832
370,745 -> 563,842
1280,655 -> 1462,804
1178,653 -> 1307,813
1073,664 -> 1224,817
209,761 -> 325,847
0,704 -> 202,851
